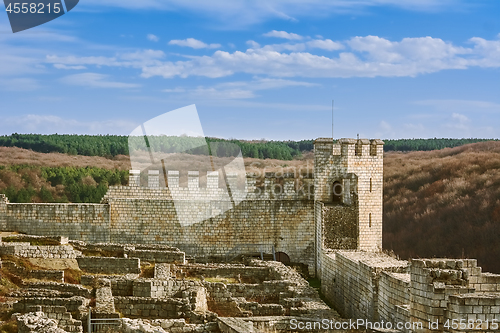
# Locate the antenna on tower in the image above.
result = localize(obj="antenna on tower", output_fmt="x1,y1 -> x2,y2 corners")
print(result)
332,100 -> 334,140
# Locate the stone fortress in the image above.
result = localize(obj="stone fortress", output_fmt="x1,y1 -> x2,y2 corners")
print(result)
0,138 -> 500,332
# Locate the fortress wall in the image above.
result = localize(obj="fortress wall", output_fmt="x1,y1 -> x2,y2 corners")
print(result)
314,201 -> 323,277
378,271 -> 411,325
446,294 -> 500,332
320,250 -> 408,320
105,186 -> 315,274
0,194 -> 8,230
0,185 -> 315,273
4,203 -> 110,243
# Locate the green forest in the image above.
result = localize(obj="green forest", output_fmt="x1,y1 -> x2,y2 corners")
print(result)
0,165 -> 128,204
0,134 -> 495,160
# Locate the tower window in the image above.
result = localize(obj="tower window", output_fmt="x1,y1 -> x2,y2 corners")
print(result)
370,178 -> 372,192
332,181 -> 342,203
369,213 -> 372,227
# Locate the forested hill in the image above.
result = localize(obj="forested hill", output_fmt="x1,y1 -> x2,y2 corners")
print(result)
0,134 -> 496,160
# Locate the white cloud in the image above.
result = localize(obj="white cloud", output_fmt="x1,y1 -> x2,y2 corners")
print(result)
306,39 -> 344,51
60,73 -> 140,89
444,112 -> 471,134
54,64 -> 87,70
42,35 -> 500,82
263,30 -> 303,40
141,35 -> 500,79
168,38 -> 221,49
246,40 -> 260,49
147,34 -> 159,42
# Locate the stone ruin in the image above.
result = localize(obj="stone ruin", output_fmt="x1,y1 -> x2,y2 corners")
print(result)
0,234 -> 340,333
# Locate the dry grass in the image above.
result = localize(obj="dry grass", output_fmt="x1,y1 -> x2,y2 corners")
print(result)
64,268 -> 83,284
384,141 -> 500,273
0,147 -> 129,170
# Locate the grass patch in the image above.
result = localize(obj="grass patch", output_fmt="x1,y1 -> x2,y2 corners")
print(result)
139,263 -> 155,279
0,318 -> 17,333
0,256 -> 42,271
0,271 -> 19,296
308,277 -> 321,289
64,268 -> 83,284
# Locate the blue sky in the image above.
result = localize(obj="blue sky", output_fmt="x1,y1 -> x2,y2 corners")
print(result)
0,0 -> 499,140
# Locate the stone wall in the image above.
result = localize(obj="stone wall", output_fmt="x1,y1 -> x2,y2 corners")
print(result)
113,296 -> 202,319
322,204 -> 358,250
3,203 -> 110,242
1,179 -> 315,274
13,296 -> 89,314
182,264 -> 270,283
105,186 -> 315,273
320,250 -> 408,320
81,275 -> 134,297
320,254 -> 500,332
0,194 -> 8,230
446,293 -> 500,332
76,257 -> 141,274
0,243 -> 81,259
25,281 -> 92,298
125,249 -> 185,264
378,271 -> 410,325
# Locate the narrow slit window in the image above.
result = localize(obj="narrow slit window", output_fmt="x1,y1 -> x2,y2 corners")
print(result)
369,213 -> 372,227
370,178 -> 372,192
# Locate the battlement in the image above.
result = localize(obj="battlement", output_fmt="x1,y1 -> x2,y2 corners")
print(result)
122,169 -> 314,200
314,137 -> 384,158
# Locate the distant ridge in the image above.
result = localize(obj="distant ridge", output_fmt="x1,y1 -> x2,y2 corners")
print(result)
0,134 -> 496,159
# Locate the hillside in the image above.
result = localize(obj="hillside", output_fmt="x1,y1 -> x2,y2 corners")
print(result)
384,141 -> 500,273
1,141 -> 500,272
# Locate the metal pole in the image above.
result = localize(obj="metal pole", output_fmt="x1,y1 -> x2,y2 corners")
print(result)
88,308 -> 91,333
332,100 -> 334,140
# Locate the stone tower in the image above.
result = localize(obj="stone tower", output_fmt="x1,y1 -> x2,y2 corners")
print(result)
314,138 -> 384,257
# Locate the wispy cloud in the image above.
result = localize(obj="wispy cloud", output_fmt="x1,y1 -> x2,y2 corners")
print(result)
168,38 -> 221,49
147,34 -> 160,42
162,78 -> 317,100
263,30 -> 303,40
60,73 -> 140,89
415,99 -> 500,112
